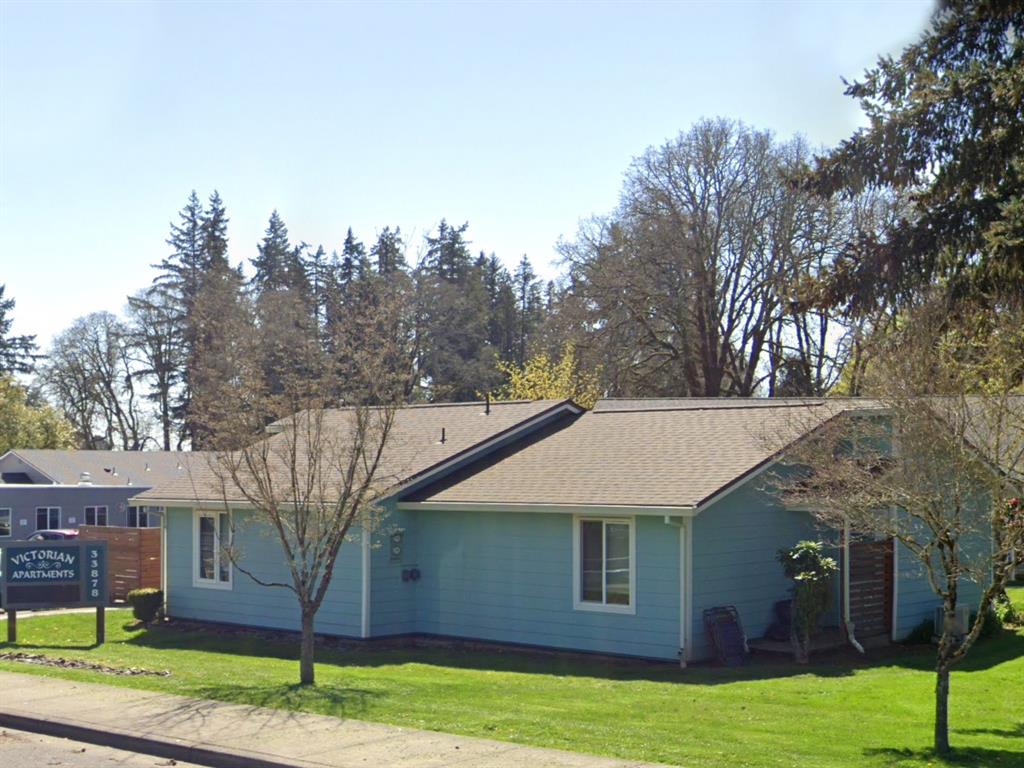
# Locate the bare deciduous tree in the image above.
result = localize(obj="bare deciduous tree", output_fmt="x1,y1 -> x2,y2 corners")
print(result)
193,289 -> 410,686
557,119 -> 900,398
770,300 -> 1024,756
44,312 -> 151,450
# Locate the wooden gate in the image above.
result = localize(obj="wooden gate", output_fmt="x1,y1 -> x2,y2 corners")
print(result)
78,526 -> 161,602
847,538 -> 894,639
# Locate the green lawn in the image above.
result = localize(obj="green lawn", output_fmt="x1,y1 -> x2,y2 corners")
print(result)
2,589 -> 1023,768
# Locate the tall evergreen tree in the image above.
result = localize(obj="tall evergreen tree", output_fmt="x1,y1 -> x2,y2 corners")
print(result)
512,254 -> 543,365
189,260 -> 254,448
809,1 -> 1024,309
202,190 -> 230,269
416,221 -> 497,400
480,254 -> 516,360
151,190 -> 232,447
251,211 -> 316,400
422,220 -> 472,281
372,227 -> 406,275
251,210 -> 293,291
304,244 -> 330,338
334,228 -> 370,302
155,190 -> 207,316
0,285 -> 39,374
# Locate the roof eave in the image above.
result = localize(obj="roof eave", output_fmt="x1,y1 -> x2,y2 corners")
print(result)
396,500 -> 698,517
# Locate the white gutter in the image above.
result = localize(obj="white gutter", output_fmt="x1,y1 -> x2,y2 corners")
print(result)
843,518 -> 865,654
398,501 -> 698,517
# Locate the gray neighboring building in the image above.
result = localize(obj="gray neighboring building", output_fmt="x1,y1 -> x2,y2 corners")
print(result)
0,450 -> 193,540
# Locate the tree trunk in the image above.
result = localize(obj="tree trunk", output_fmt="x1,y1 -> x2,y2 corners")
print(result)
934,664 -> 950,755
789,625 -> 809,664
300,610 -> 316,686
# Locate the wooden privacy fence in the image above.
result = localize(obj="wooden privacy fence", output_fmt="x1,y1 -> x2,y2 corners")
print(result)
78,526 -> 161,602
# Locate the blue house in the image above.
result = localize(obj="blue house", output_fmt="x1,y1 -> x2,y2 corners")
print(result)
134,399 -> 987,664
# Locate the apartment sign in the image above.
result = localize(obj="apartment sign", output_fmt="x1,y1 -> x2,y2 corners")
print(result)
1,541 -> 108,609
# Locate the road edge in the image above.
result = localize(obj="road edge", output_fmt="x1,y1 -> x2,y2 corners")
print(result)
0,710 -> 318,768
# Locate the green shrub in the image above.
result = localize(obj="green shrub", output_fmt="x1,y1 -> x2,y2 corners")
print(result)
973,608 -> 1003,640
127,588 -> 163,623
993,596 -> 1019,626
903,619 -> 934,645
777,541 -> 838,664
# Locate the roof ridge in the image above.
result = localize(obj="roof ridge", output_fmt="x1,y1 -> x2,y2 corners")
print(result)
594,402 -> 829,414
403,399 -> 538,409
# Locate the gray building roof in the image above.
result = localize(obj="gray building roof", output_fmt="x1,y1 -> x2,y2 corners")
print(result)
1,449 -> 192,487
133,400 -> 579,504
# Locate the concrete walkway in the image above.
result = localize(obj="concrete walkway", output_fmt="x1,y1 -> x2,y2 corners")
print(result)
0,671 -> 667,768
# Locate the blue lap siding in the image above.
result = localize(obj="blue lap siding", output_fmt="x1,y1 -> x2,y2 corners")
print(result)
160,480 -> 988,662
404,510 -> 680,660
689,484 -> 829,661
163,506 -> 363,636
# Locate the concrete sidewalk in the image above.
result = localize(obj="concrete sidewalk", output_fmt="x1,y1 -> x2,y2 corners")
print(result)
0,671 -> 666,768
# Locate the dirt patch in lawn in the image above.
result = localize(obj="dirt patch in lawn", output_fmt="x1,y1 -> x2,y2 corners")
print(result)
0,651 -> 170,677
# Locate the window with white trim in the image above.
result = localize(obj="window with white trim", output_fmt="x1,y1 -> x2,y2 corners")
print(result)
36,507 -> 60,530
84,505 -> 108,526
194,510 -> 232,588
574,517 -> 635,612
0,508 -> 10,537
128,506 -> 160,527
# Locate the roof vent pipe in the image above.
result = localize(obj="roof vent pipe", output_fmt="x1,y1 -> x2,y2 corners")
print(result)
485,394 -> 491,415
78,472 -> 92,486
440,427 -> 447,444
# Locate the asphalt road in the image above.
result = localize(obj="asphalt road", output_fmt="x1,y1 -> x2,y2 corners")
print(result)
0,727 -> 208,767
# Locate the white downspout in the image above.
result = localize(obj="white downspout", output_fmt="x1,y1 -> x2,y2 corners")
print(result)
160,509 -> 168,617
664,515 -> 687,668
843,518 -> 865,654
360,521 -> 371,639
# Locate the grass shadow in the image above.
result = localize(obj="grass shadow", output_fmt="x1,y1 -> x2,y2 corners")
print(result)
886,629 -> 1024,674
119,620 -> 931,685
864,746 -> 1024,767
954,723 -> 1024,739
0,640 -> 102,651
189,682 -> 382,719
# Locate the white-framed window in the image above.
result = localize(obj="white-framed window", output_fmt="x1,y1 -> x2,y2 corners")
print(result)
572,516 -> 635,614
0,508 -> 11,537
84,505 -> 108,526
127,506 -> 160,528
193,509 -> 232,589
35,507 -> 61,530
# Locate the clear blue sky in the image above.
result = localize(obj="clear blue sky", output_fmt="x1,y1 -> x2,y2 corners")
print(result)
1,0 -> 933,348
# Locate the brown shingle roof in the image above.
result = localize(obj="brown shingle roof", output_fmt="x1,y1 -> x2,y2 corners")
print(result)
133,400 -> 577,504
417,399 -> 850,509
